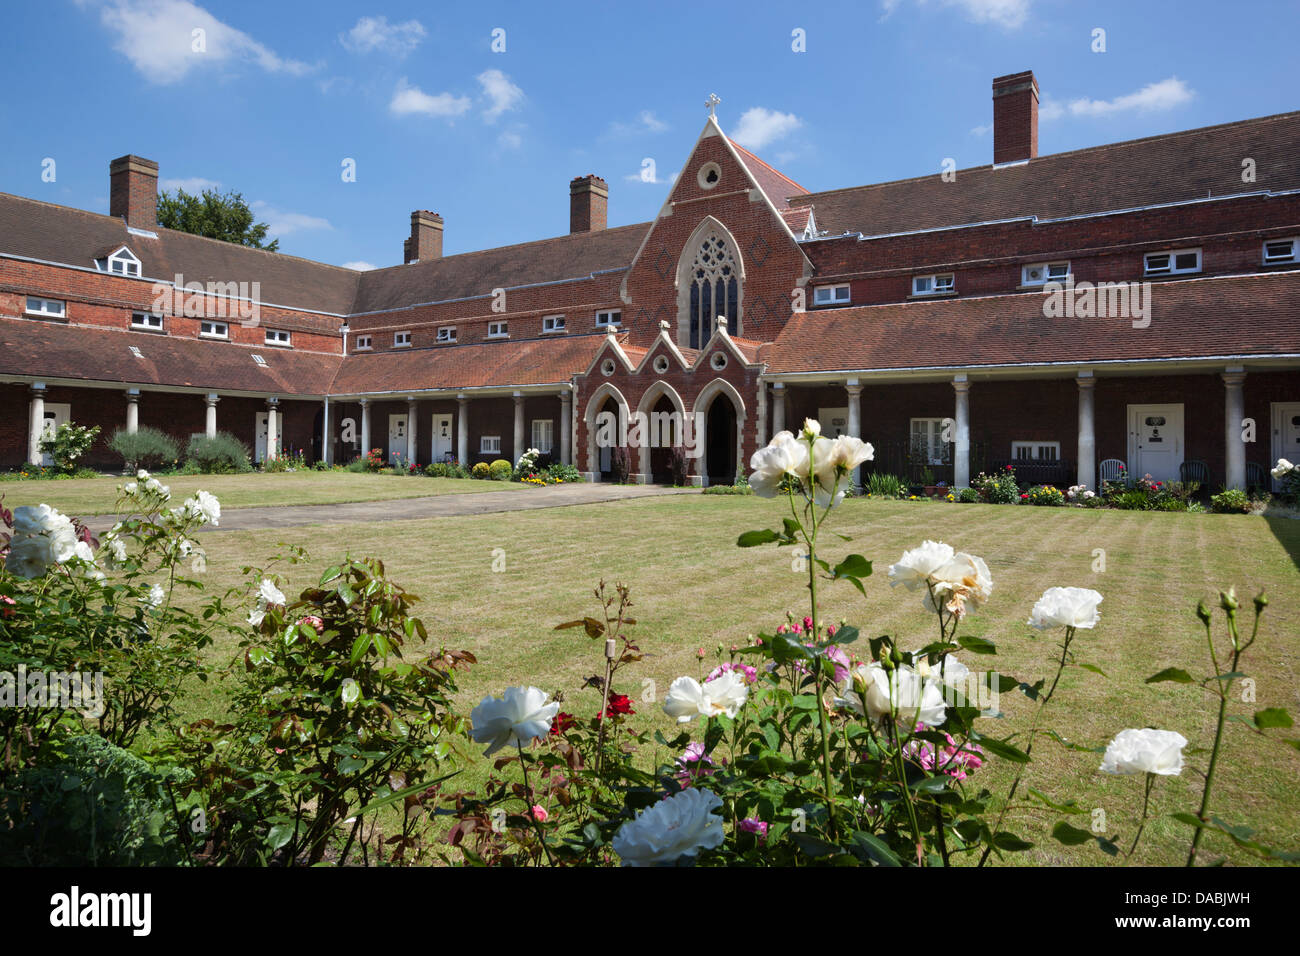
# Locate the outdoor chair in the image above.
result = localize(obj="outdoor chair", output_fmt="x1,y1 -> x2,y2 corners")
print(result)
1098,459 -> 1126,483
1179,460 -> 1210,485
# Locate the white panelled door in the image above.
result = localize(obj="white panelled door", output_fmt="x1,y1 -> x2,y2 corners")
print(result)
388,414 -> 407,464
39,403 -> 70,466
1128,403 -> 1184,483
1271,403 -> 1300,490
431,414 -> 453,462
255,413 -> 268,463
818,406 -> 849,438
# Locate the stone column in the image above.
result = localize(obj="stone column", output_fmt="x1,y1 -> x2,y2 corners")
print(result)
559,391 -> 572,465
265,398 -> 279,461
359,399 -> 371,458
772,382 -> 786,435
457,395 -> 470,466
322,396 -> 332,466
27,383 -> 46,466
845,380 -> 863,489
513,392 -> 525,464
952,376 -> 971,489
125,389 -> 140,434
205,394 -> 219,439
1076,373 -> 1096,490
1223,368 -> 1247,490
407,397 -> 418,464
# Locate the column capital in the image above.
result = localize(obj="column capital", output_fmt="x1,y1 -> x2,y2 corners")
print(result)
266,396 -> 280,408
125,388 -> 141,401
845,383 -> 863,396
205,392 -> 220,406
952,378 -> 971,394
456,393 -> 468,406
1222,370 -> 1247,388
29,382 -> 47,396
772,381 -> 785,391
1076,375 -> 1097,391
559,390 -> 572,404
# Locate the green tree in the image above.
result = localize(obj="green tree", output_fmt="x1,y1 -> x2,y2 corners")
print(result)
156,188 -> 279,252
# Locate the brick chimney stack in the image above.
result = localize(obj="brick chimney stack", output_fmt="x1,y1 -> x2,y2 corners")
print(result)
405,210 -> 443,263
569,175 -> 608,233
992,71 -> 1039,164
109,155 -> 159,230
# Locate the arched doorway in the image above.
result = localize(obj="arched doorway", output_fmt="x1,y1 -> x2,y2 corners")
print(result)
649,394 -> 679,483
695,377 -> 747,487
583,382 -> 630,482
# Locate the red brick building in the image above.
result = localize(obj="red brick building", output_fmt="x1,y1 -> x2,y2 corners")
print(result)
3,71 -> 1298,492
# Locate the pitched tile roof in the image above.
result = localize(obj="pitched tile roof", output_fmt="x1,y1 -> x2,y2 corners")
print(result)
765,272 -> 1300,375
349,223 -> 649,314
329,333 -> 608,394
0,317 -> 340,394
729,141 -> 809,208
0,193 -> 360,318
790,111 -> 1300,236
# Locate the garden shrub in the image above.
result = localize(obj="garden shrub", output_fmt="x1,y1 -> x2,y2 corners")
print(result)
973,466 -> 1019,504
702,481 -> 753,495
1210,488 -> 1250,514
489,459 -> 513,481
364,448 -> 385,472
866,472 -> 906,499
547,463 -> 582,483
1024,485 -> 1066,506
345,457 -> 369,473
514,448 -> 542,479
186,432 -> 252,474
108,426 -> 178,471
0,735 -> 192,866
956,487 -> 980,503
471,461 -> 492,479
38,422 -> 100,472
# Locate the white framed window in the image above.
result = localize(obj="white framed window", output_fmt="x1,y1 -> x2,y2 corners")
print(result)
200,320 -> 229,339
1021,262 -> 1070,286
131,311 -> 163,331
912,274 -> 955,296
480,435 -> 501,454
595,310 -> 621,328
488,321 -> 509,338
812,284 -> 851,306
394,331 -> 412,347
265,329 -> 291,346
252,354 -> 268,367
909,418 -> 952,465
1012,440 -> 1060,461
354,334 -> 372,351
531,419 -> 554,454
1263,238 -> 1298,265
1144,248 -> 1201,276
542,315 -> 566,333
437,326 -> 457,343
25,296 -> 66,318
107,247 -> 141,277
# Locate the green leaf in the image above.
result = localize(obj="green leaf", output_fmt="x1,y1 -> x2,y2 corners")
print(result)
1145,667 -> 1194,684
848,830 -> 901,867
1051,822 -> 1093,846
973,734 -> 1031,764
831,554 -> 873,580
267,824 -> 295,851
791,833 -> 840,858
737,529 -> 780,548
829,625 -> 860,645
1075,662 -> 1108,677
1254,708 -> 1293,729
992,832 -> 1034,852
958,635 -> 997,655
351,771 -> 461,817
1028,788 -> 1085,814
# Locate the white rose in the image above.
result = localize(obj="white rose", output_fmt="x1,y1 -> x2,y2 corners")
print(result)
888,540 -> 956,591
12,504 -> 57,536
1099,728 -> 1187,776
926,551 -> 993,618
183,490 -> 221,526
258,578 -> 287,607
913,651 -> 970,689
835,662 -> 947,729
468,686 -> 561,756
73,540 -> 95,563
662,671 -> 749,723
1272,459 -> 1294,480
142,583 -> 165,608
3,535 -> 50,579
802,418 -> 821,438
137,469 -> 150,480
748,432 -> 809,498
612,788 -> 725,867
1028,586 -> 1103,630
123,482 -> 138,495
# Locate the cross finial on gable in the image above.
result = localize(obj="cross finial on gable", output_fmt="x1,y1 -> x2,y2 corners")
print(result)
705,93 -> 721,119
716,314 -> 728,332
659,319 -> 670,331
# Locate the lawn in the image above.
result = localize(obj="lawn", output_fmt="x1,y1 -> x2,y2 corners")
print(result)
0,471 -> 511,515
180,493 -> 1300,867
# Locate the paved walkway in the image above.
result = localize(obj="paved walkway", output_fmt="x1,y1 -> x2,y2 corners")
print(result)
87,483 -> 697,533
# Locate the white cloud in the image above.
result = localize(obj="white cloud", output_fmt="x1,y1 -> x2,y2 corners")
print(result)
970,123 -> 993,136
340,16 -> 426,56
730,107 -> 802,151
342,261 -> 378,271
609,110 -> 669,136
89,0 -> 314,84
389,78 -> 471,118
477,69 -> 523,122
250,200 -> 331,237
159,176 -> 221,193
497,129 -> 523,150
880,0 -> 1031,29
1040,77 -> 1195,121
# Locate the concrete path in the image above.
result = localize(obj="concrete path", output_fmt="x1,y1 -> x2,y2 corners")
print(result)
86,483 -> 697,533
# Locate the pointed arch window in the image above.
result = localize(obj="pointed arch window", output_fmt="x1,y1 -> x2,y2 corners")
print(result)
683,230 -> 741,349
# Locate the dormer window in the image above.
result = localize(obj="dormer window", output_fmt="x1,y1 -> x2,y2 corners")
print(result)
1263,238 -> 1298,265
437,326 -> 457,343
265,329 -> 291,346
542,315 -> 566,334
200,320 -> 229,339
98,246 -> 142,277
131,311 -> 163,332
595,310 -> 621,328
1022,262 -> 1070,286
1144,249 -> 1201,276
812,284 -> 851,306
354,335 -> 373,351
488,321 -> 509,338
394,331 -> 412,347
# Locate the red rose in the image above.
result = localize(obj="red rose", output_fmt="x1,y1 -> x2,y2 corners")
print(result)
598,693 -> 635,719
549,712 -> 576,736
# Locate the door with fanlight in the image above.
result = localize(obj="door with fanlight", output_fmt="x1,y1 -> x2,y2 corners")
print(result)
388,415 -> 407,464
38,403 -> 70,466
431,414 -> 453,462
1271,403 -> 1300,491
1128,404 -> 1184,483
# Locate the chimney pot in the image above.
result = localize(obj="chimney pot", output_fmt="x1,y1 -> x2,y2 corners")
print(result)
569,174 -> 608,234
406,210 -> 443,263
991,70 -> 1039,164
109,154 -> 159,230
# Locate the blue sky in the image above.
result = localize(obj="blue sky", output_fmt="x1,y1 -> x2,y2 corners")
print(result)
4,0 -> 1296,270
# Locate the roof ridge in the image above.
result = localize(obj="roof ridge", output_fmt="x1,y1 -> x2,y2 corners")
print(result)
790,109 -> 1300,206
